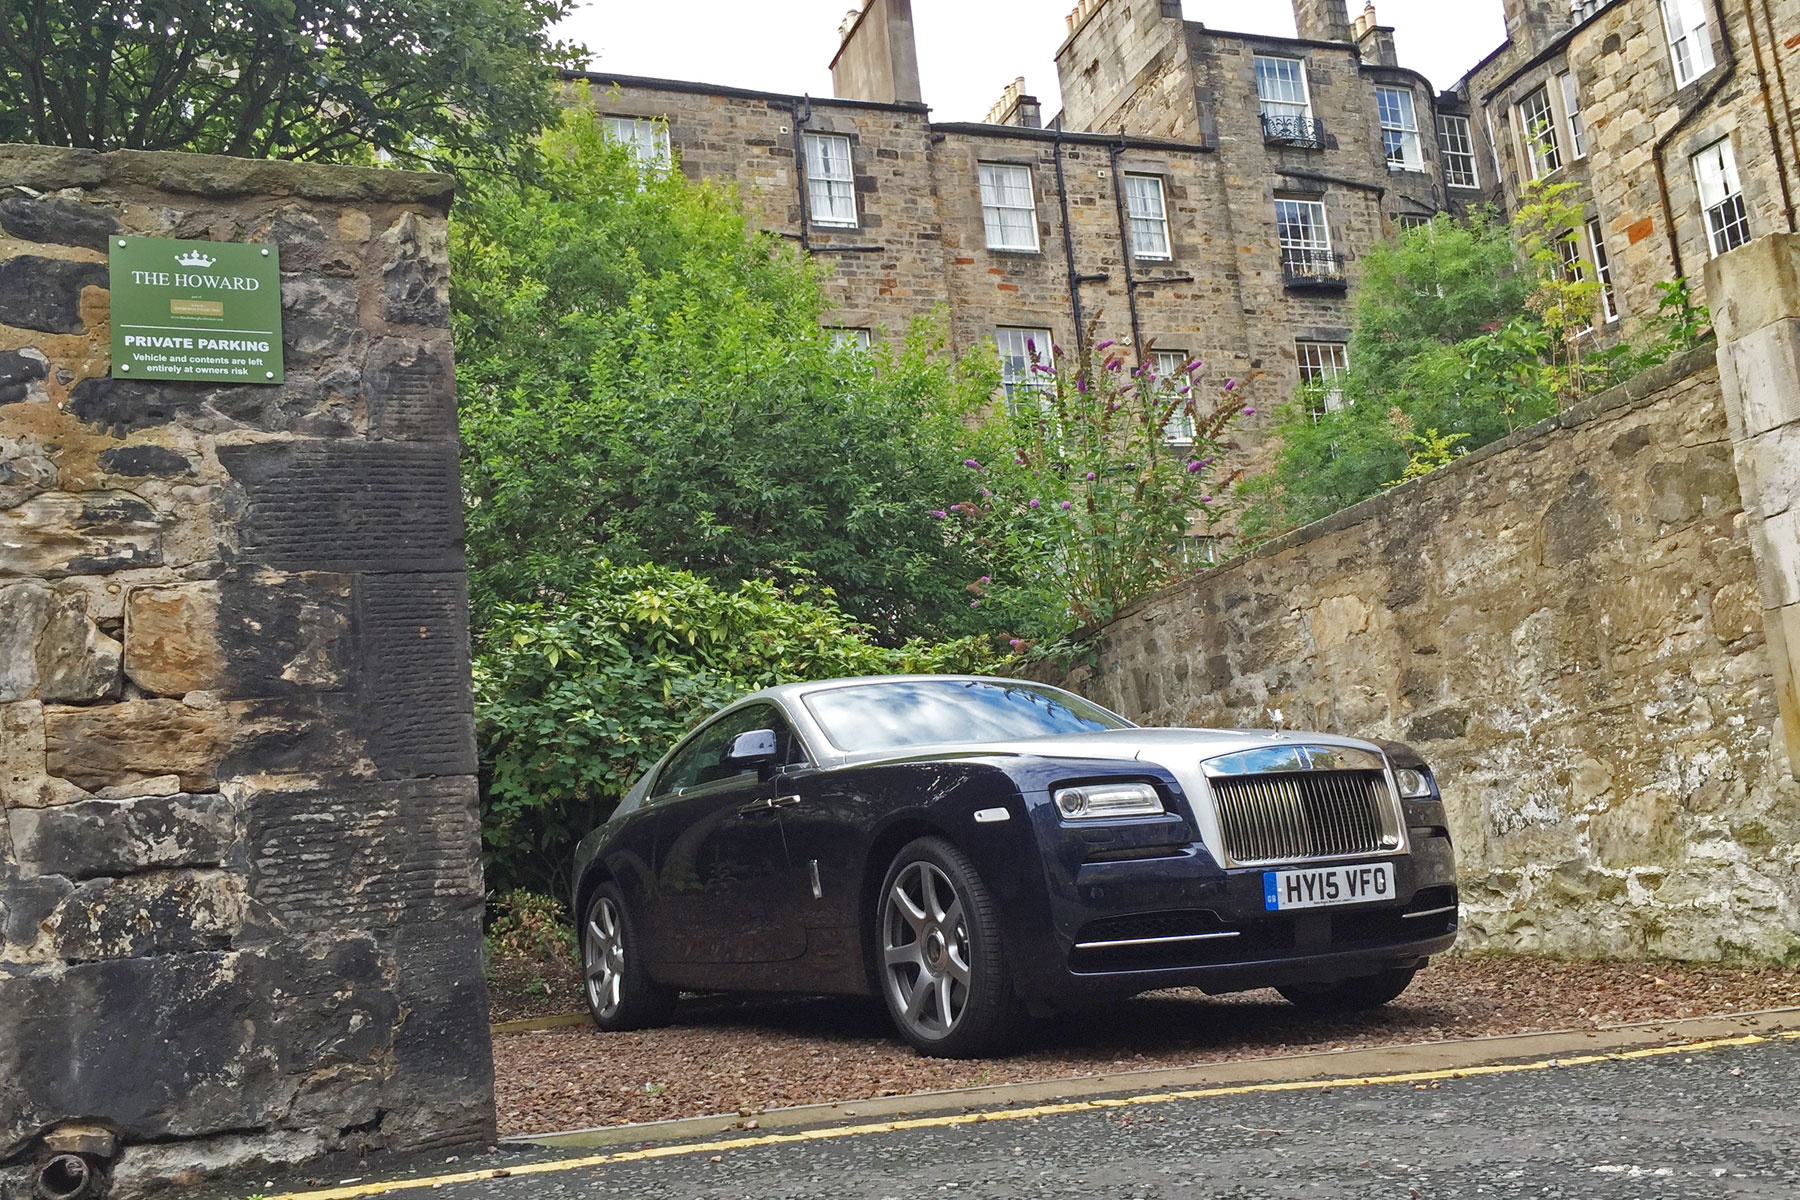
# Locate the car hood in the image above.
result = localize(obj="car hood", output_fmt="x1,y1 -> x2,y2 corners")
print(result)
838,726 -> 1387,770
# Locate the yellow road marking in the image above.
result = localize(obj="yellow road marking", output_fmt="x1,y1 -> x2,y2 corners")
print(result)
265,1029 -> 1800,1200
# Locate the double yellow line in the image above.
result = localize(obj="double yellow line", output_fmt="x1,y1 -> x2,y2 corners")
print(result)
268,1029 -> 1800,1200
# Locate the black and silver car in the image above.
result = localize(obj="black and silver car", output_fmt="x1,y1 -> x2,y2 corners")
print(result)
570,675 -> 1458,1057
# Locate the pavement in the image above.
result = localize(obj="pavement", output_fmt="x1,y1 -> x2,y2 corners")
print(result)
251,1011 -> 1800,1200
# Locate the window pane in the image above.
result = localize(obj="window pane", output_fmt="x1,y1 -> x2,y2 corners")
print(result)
1377,87 -> 1422,171
1518,85 -> 1561,179
1255,55 -> 1310,119
1296,340 -> 1349,421
1662,0 -> 1715,85
1125,174 -> 1171,258
603,116 -> 672,174
1153,350 -> 1195,442
979,164 -> 1038,250
1559,72 -> 1587,159
1586,219 -> 1619,321
1275,199 -> 1331,252
995,326 -> 1055,407
1437,114 -> 1479,188
806,134 -> 858,226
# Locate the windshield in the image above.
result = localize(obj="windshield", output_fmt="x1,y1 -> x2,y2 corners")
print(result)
801,679 -> 1132,754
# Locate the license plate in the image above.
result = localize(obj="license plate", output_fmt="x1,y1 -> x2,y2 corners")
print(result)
1263,862 -> 1395,911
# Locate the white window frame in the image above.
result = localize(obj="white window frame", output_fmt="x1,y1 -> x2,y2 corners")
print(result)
1376,87 -> 1424,172
1661,0 -> 1717,87
1557,233 -> 1593,332
978,163 -> 1039,252
829,327 -> 873,351
995,326 -> 1054,409
1558,71 -> 1587,160
1585,218 -> 1620,322
1296,340 -> 1349,421
603,116 -> 672,174
1255,55 -> 1312,123
1153,350 -> 1195,444
1693,138 -> 1751,258
805,133 -> 858,228
1517,85 -> 1562,180
1124,174 -> 1172,260
1437,114 -> 1480,189
1275,198 -> 1333,273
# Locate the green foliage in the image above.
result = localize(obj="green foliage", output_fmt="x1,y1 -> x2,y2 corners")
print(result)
474,559 -> 1000,894
935,335 -> 1244,640
0,0 -> 582,169
486,888 -> 576,961
454,100 -> 1001,642
1240,197 -> 1708,541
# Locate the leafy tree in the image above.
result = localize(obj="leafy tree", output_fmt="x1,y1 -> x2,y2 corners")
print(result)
474,560 -> 999,894
1239,195 -> 1708,539
0,0 -> 582,167
453,100 -> 1001,641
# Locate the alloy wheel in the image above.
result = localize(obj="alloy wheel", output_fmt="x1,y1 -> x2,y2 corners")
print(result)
584,894 -> 626,1020
881,860 -> 972,1038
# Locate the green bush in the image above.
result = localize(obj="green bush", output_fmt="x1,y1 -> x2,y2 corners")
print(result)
474,560 -> 1000,894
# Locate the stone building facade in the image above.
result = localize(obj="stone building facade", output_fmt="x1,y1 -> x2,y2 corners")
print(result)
0,145 -> 492,1196
583,0 -> 1492,476
1460,0 -> 1800,336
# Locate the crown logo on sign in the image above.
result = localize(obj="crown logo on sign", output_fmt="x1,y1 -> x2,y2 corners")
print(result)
174,249 -> 217,269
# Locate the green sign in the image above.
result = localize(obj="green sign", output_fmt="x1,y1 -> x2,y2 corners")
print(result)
109,236 -> 283,384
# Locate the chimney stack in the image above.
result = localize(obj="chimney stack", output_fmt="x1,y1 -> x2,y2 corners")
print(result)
1499,0 -> 1572,51
984,78 -> 1043,129
1292,0 -> 1352,42
1352,2 -> 1398,66
830,0 -> 923,106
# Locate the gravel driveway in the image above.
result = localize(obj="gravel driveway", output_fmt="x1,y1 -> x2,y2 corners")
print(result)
491,955 -> 1800,1137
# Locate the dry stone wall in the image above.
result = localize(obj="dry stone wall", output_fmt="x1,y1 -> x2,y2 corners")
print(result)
1050,347 -> 1800,964
0,145 -> 492,1196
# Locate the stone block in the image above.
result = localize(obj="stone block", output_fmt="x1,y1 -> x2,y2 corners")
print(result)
124,582 -> 224,696
218,441 -> 464,573
379,915 -> 496,1151
367,336 -> 456,440
214,572 -> 353,696
1736,420 -> 1800,519
1749,506 -> 1800,609
97,444 -> 194,479
0,348 -> 50,406
0,436 -> 58,513
378,211 -> 450,326
280,274 -> 362,367
360,572 -> 476,778
0,194 -> 120,250
203,364 -> 363,437
0,256 -> 107,335
1764,602 -> 1800,780
1647,444 -> 1739,526
43,699 -> 230,793
0,491 -> 163,577
0,583 -> 122,703
1720,319 -> 1800,440
10,793 -> 235,879
0,700 -> 49,809
65,375 -> 214,437
1704,231 -> 1800,341
28,870 -> 248,961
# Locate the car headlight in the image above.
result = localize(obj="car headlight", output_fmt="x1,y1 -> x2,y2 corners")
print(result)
1053,782 -> 1164,819
1394,768 -> 1434,799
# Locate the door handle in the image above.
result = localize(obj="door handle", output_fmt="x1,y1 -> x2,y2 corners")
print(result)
738,794 -> 802,815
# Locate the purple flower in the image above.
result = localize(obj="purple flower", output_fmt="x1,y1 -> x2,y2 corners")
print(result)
1077,377 -> 1089,394
1223,379 -> 1236,390
1060,500 -> 1072,510
1009,637 -> 1025,650
1104,359 -> 1123,373
1097,339 -> 1117,351
1051,344 -> 1063,357
971,599 -> 982,608
979,575 -> 991,584
1185,359 -> 1203,373
1025,338 -> 1038,354
1015,453 -> 1029,465
1185,460 -> 1204,474
1242,406 -> 1257,415
1028,498 -> 1041,509
928,509 -> 947,519
1200,495 -> 1214,503
963,458 -> 984,470
979,488 -> 991,498
1085,471 -> 1096,481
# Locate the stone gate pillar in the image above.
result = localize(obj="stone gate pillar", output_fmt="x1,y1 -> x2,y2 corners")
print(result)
1709,234 -> 1800,780
0,145 -> 493,1195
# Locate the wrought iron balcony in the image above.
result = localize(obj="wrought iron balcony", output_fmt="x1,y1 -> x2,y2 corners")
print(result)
1261,113 -> 1327,149
1281,250 -> 1348,289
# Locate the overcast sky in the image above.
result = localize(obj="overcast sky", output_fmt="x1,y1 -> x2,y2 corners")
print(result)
559,0 -> 1510,124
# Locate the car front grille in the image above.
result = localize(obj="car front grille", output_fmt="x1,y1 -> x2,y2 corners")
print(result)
1210,769 -> 1398,865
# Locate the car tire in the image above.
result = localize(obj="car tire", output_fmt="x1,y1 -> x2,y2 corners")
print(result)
874,836 -> 1023,1058
581,883 -> 676,1031
1276,965 -> 1418,1014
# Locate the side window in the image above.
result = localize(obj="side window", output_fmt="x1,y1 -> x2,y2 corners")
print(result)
653,704 -> 805,795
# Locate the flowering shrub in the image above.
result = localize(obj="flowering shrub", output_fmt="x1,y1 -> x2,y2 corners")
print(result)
938,334 -> 1245,638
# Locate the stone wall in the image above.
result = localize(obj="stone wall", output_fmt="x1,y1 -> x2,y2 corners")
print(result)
0,145 -> 492,1196
1049,346 -> 1800,964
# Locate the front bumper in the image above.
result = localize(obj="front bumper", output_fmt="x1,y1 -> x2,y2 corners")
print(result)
1004,800 -> 1459,1001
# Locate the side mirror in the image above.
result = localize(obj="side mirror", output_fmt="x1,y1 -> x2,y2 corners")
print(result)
722,728 -> 780,769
